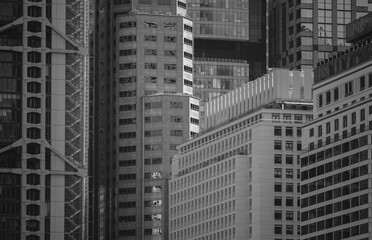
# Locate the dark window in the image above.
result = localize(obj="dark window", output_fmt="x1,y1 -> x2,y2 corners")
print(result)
274,126 -> 282,136
360,76 -> 365,90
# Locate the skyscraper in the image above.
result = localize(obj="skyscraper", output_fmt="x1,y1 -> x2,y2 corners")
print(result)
93,1 -> 199,239
268,0 -> 371,70
300,13 -> 372,240
0,0 -> 89,239
187,0 -> 267,105
169,69 -> 314,240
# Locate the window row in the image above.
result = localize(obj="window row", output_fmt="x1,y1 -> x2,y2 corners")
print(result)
301,194 -> 368,222
171,175 -> 236,206
317,74 -> 372,108
302,222 -> 368,240
301,179 -> 368,208
301,135 -> 369,168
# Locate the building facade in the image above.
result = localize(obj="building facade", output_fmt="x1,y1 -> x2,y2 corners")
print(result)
169,69 -> 313,240
0,0 -> 89,240
300,14 -> 372,240
93,1 -> 199,239
268,0 -> 371,70
187,0 -> 266,105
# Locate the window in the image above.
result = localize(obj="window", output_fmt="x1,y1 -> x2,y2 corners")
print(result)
274,224 -> 282,234
274,154 -> 282,164
164,64 -> 176,70
286,183 -> 294,193
119,216 -> 136,224
275,211 -> 282,220
144,130 -> 162,137
119,201 -> 136,208
144,200 -> 162,207
144,35 -> 157,42
144,116 -> 161,124
119,21 -> 136,28
334,87 -> 339,101
325,122 -> 331,134
360,109 -> 365,121
275,183 -> 282,192
144,172 -> 162,179
120,76 -> 137,83
119,118 -> 136,125
145,186 -> 162,193
170,116 -> 182,122
274,126 -> 282,136
285,141 -> 293,150
345,81 -> 353,96
119,104 -> 136,111
326,91 -> 331,104
274,197 -> 282,206
190,104 -> 199,111
164,22 -> 176,29
343,115 -> 348,128
360,76 -> 365,90
119,146 -> 136,153
27,97 -> 41,109
170,130 -> 183,136
164,50 -> 176,56
318,94 -> 323,107
119,63 -> 136,70
286,169 -> 294,178
190,117 -> 199,125
27,174 -> 40,185
184,65 -> 193,73
184,79 -> 193,87
145,49 -> 157,56
144,21 -> 157,28
144,102 -> 162,109
309,128 -> 314,137
334,119 -> 339,130
184,51 -> 192,59
26,204 -> 40,216
274,168 -> 282,178
286,225 -> 294,235
274,141 -> 282,150
351,112 -> 357,124
144,158 -> 162,165
286,155 -> 293,164
286,127 -> 293,136
286,197 -> 294,206
294,115 -> 302,123
283,115 -> 291,124
119,188 -> 136,194
318,125 -> 322,137
184,24 -> 192,32
178,1 -> 186,9
27,113 -> 41,124
272,114 -> 280,122
119,90 -> 136,97
164,36 -> 176,42
184,38 -> 193,46
145,63 -> 157,69
119,35 -> 136,42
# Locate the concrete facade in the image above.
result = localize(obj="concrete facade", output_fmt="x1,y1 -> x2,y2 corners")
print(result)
300,43 -> 372,240
93,1 -> 199,239
169,69 -> 314,240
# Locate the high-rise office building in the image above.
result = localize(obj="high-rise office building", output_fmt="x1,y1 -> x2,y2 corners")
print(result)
268,0 -> 371,70
93,1 -> 199,239
0,0 -> 89,240
169,69 -> 313,240
300,13 -> 372,240
187,0 -> 267,105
